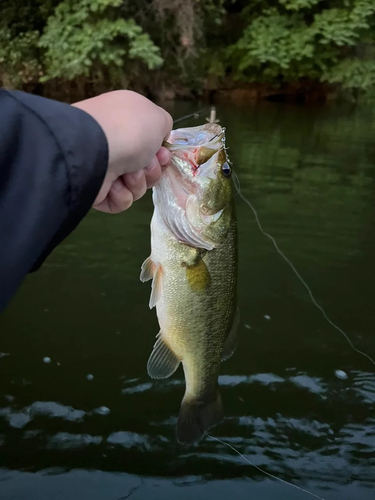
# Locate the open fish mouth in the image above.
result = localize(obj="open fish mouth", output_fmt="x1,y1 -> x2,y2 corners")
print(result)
153,122 -> 231,251
164,123 -> 224,150
163,124 -> 225,178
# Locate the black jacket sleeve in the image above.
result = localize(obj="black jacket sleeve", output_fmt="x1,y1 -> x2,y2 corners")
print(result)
0,90 -> 108,311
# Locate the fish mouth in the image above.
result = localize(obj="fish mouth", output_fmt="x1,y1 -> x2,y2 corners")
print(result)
163,124 -> 225,181
160,123 -> 227,208
164,123 -> 223,150
154,123 -> 228,250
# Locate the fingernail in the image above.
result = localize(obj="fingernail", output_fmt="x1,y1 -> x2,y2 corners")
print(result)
113,178 -> 123,192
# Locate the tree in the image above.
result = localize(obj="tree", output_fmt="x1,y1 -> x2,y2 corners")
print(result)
0,0 -> 163,91
0,0 -> 374,98
228,0 -> 375,93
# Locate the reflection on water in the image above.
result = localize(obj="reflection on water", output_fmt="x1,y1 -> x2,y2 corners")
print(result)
1,101 -> 375,499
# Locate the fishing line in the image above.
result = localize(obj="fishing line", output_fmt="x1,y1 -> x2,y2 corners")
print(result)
232,171 -> 375,368
171,109 -> 374,366
173,107 -> 211,125
207,434 -> 326,500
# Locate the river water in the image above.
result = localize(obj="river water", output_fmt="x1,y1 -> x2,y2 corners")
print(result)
1,101 -> 374,500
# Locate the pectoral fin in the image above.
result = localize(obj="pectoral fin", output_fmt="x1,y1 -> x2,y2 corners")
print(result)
184,256 -> 210,292
149,264 -> 162,309
140,256 -> 155,282
147,332 -> 180,379
221,307 -> 239,361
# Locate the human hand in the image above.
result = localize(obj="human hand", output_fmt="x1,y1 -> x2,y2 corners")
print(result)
72,90 -> 172,213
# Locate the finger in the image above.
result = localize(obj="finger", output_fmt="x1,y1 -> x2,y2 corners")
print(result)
145,157 -> 162,188
123,169 -> 147,202
159,108 -> 173,140
156,147 -> 171,169
93,177 -> 133,214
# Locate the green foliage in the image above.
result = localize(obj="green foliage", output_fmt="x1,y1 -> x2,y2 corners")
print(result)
0,0 -> 374,97
314,6 -> 369,46
323,58 -> 375,90
278,0 -> 322,10
230,0 -> 375,93
39,0 -> 162,81
0,0 -> 162,90
0,29 -> 41,87
235,10 -> 316,72
0,0 -> 47,87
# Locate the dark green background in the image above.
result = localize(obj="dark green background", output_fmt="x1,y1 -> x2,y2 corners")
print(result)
0,102 -> 374,499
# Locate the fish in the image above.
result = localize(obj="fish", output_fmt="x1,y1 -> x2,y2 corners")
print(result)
140,122 -> 238,444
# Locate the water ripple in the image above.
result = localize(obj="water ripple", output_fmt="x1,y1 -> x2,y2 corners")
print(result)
107,431 -> 150,449
47,433 -> 102,449
290,375 -> 326,395
0,401 -> 85,428
351,371 -> 375,403
121,383 -> 153,395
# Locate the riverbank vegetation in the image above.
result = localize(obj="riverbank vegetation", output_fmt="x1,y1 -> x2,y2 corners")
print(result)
1,0 -> 374,102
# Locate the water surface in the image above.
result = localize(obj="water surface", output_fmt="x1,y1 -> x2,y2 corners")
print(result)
1,101 -> 375,500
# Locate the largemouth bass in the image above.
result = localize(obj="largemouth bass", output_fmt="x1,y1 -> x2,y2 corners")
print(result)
140,123 -> 238,444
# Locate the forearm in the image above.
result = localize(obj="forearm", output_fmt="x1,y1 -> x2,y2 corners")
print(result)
0,90 -> 108,310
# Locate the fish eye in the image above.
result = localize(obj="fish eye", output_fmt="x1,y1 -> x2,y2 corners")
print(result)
221,161 -> 231,177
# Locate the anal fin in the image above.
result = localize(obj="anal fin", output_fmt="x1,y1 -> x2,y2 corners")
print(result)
147,332 -> 180,379
221,307 -> 239,362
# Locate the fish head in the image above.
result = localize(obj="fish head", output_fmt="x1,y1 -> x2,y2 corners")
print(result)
155,123 -> 234,250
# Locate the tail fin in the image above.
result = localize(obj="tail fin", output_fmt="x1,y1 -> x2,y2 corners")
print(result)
176,390 -> 223,444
